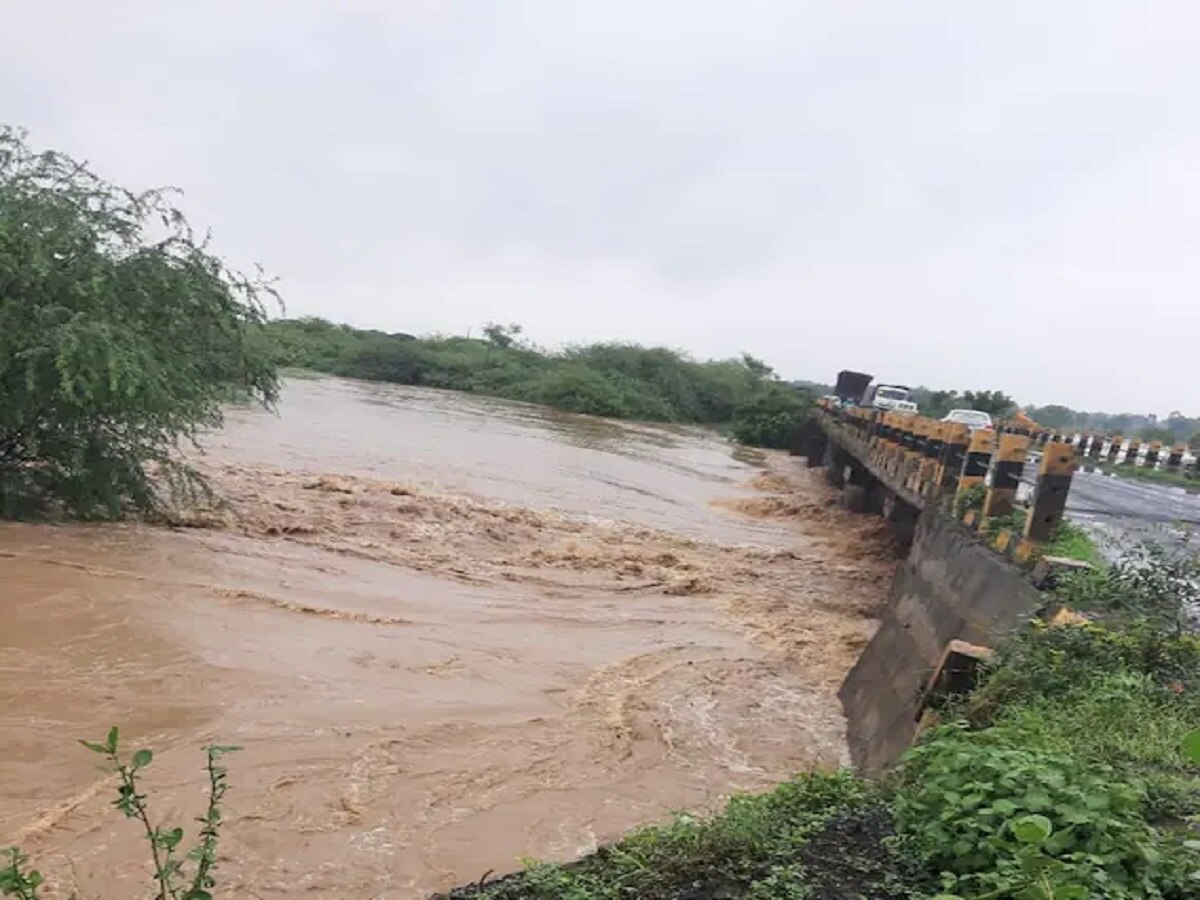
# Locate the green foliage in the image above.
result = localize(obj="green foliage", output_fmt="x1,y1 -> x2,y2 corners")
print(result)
1053,543 -> 1200,633
953,484 -> 986,517
960,390 -> 1016,418
0,127 -> 278,520
0,849 -> 41,900
968,619 -> 1200,719
482,321 -> 522,349
895,727 -> 1192,898
1139,427 -> 1177,444
728,382 -> 812,450
1104,461 -> 1200,488
265,318 -> 806,447
1043,521 -> 1103,567
2,728 -> 239,899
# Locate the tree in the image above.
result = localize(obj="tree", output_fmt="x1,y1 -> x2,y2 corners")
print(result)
1137,426 -> 1175,444
0,127 -> 278,519
1025,404 -> 1075,431
482,321 -> 522,350
923,389 -> 961,419
960,389 -> 1016,418
740,353 -> 775,380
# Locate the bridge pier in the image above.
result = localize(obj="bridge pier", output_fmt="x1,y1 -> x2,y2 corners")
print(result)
881,489 -> 919,545
803,421 -> 829,469
840,461 -> 877,513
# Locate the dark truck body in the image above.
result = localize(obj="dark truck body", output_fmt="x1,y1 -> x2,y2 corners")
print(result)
834,370 -> 873,404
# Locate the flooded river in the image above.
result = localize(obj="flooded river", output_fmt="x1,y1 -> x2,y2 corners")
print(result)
1,376 -> 895,898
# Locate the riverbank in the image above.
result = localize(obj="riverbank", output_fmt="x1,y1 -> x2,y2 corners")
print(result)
264,317 -> 814,449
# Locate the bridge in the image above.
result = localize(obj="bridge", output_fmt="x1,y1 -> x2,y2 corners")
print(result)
804,401 -> 1200,770
800,401 -> 1079,562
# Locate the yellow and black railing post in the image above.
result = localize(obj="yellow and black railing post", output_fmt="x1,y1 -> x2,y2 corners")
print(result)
1016,440 -> 1076,563
1106,436 -> 1124,465
1124,437 -> 1141,466
902,417 -> 926,487
980,433 -> 1029,523
956,429 -> 995,527
895,413 -> 917,477
1166,444 -> 1185,474
936,422 -> 970,496
917,422 -> 945,496
1144,440 -> 1162,470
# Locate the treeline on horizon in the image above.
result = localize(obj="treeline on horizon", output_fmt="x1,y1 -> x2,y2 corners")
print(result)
263,317 -> 810,449
266,317 -> 1200,450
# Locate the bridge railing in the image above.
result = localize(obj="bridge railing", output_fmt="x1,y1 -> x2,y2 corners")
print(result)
992,422 -> 1199,481
812,399 -> 1078,564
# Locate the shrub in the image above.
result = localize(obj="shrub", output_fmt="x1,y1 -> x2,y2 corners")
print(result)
968,620 -> 1200,723
895,727 -> 1194,898
729,383 -> 812,450
1054,543 -> 1199,633
0,128 -> 277,519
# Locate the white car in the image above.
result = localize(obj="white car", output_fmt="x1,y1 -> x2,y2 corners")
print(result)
941,409 -> 994,432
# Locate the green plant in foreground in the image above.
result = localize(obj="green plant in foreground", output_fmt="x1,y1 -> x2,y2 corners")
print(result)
895,725 -> 1196,898
931,814 -> 1088,900
1,728 -> 239,900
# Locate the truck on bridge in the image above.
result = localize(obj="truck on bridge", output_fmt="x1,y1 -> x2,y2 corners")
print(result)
834,370 -> 915,412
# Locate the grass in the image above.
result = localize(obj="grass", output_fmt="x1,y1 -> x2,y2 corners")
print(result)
1095,461 -> 1200,492
1043,520 -> 1104,567
434,772 -> 929,900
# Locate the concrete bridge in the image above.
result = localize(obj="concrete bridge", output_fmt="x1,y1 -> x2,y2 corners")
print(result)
800,401 -> 1077,561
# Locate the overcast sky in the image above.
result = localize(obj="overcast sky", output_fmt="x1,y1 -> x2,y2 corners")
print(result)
4,2 -> 1198,413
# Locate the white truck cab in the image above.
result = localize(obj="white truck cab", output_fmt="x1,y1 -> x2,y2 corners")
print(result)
865,383 -> 914,411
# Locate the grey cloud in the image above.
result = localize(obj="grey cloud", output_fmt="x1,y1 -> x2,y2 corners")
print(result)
3,1 -> 1198,412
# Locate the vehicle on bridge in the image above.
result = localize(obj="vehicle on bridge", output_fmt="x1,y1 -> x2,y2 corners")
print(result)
864,383 -> 915,411
941,409 -> 993,432
834,370 -> 916,412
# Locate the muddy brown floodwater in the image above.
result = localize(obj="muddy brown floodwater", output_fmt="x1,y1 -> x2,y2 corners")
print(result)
1,376 -> 896,899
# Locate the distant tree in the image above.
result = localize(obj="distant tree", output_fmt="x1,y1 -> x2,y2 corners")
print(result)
1026,404 -> 1075,431
1138,426 -> 1176,444
924,390 -> 961,419
1189,431 -> 1200,450
0,127 -> 278,519
482,321 -> 523,350
740,353 -> 776,380
960,390 -> 1016,418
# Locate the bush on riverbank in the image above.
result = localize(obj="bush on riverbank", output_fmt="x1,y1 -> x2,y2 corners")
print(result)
265,317 -> 810,449
0,128 -> 278,520
435,551 -> 1200,900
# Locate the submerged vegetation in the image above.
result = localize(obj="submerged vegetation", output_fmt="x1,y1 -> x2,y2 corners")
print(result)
264,317 -> 812,450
